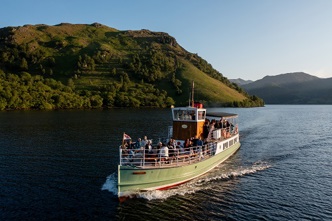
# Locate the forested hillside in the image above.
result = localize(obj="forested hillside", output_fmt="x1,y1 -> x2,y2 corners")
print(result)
0,23 -> 264,110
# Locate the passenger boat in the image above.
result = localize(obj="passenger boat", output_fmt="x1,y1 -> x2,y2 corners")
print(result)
117,83 -> 241,201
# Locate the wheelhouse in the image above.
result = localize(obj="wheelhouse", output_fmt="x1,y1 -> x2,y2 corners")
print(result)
171,106 -> 206,141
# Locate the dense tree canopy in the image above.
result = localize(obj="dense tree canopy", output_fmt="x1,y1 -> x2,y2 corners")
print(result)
0,70 -> 175,110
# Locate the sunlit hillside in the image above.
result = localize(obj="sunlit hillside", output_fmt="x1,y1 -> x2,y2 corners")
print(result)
0,23 -> 264,110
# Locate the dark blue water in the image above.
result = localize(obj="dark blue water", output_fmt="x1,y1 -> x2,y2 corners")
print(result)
1,106 -> 332,220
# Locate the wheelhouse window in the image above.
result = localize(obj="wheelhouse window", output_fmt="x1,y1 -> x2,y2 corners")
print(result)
198,110 -> 206,120
172,109 -> 205,121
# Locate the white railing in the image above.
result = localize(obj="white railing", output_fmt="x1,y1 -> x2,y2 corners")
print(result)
119,132 -> 239,168
119,145 -> 212,167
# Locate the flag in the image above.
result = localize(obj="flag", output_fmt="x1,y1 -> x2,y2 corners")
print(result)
123,133 -> 131,140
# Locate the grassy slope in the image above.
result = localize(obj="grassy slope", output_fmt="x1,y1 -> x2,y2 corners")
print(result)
1,23 -> 257,107
165,59 -> 246,105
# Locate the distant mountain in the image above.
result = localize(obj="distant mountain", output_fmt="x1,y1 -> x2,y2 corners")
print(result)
229,78 -> 253,86
242,72 -> 332,104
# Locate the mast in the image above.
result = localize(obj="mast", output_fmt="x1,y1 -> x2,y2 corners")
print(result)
191,81 -> 194,107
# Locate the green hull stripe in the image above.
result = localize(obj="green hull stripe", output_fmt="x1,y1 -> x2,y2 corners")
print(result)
118,142 -> 241,196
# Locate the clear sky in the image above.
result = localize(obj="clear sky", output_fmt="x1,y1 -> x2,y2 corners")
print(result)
1,0 -> 332,80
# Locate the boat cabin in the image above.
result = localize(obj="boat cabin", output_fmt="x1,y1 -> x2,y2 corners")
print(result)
171,106 -> 206,141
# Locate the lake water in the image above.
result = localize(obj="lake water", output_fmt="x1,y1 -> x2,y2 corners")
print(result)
1,105 -> 332,220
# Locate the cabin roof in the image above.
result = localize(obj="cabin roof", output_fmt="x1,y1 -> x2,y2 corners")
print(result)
206,112 -> 238,119
172,107 -> 205,111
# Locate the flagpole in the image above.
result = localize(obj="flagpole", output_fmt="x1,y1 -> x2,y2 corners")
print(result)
191,81 -> 195,107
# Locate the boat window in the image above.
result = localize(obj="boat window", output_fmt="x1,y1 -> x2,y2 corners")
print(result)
173,110 -> 196,121
198,111 -> 205,120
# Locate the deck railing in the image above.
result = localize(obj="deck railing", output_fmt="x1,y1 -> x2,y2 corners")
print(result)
120,145 -> 208,167
119,132 -> 239,168
119,144 -> 214,168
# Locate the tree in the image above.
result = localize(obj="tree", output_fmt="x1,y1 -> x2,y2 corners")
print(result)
89,95 -> 103,108
20,58 -> 29,71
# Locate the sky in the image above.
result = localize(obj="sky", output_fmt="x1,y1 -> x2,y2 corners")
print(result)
1,0 -> 332,81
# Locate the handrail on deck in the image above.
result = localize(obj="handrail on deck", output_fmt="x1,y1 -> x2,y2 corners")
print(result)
119,127 -> 239,168
119,145 -> 210,167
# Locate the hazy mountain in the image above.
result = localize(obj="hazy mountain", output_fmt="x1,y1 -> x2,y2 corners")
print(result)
242,72 -> 332,104
229,78 -> 253,86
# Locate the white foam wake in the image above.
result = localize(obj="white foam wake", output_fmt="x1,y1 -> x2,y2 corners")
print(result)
101,172 -> 118,195
198,160 -> 271,184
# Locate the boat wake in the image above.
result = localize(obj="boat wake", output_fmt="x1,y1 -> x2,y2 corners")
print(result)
200,160 -> 271,183
101,161 -> 271,201
101,173 -> 118,195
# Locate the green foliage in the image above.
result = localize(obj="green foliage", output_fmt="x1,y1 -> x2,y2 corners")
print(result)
0,69 -> 175,110
0,71 -> 89,110
0,23 -> 263,110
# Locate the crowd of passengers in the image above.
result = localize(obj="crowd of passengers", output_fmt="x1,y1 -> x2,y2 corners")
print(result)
121,118 -> 236,163
203,118 -> 235,140
121,135 -> 207,162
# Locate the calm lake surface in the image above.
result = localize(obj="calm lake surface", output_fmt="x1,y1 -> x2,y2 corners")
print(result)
1,105 -> 332,220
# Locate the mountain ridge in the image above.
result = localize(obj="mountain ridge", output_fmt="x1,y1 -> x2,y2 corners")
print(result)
229,78 -> 253,86
241,72 -> 332,104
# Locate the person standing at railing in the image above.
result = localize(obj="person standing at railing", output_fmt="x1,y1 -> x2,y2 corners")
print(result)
145,140 -> 153,155
197,137 -> 203,146
141,136 -> 148,147
192,136 -> 203,147
207,120 -> 215,140
167,138 -> 176,157
130,138 -> 143,158
203,119 -> 210,139
158,144 -> 169,163
222,119 -> 230,131
215,118 -> 222,129
135,138 -> 142,149
184,138 -> 193,155
167,138 -> 176,148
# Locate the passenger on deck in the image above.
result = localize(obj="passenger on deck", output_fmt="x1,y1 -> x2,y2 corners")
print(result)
207,120 -> 215,140
126,140 -> 134,148
156,142 -> 163,155
222,119 -> 231,131
184,139 -> 191,148
158,144 -> 169,162
196,137 -> 203,146
135,138 -> 142,149
215,118 -> 223,128
203,119 -> 210,139
145,140 -> 153,155
151,144 -> 158,156
191,136 -> 199,146
121,143 -> 129,155
177,142 -> 185,155
167,138 -> 176,149
141,136 -> 149,147
184,138 -> 192,154
133,138 -> 144,155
